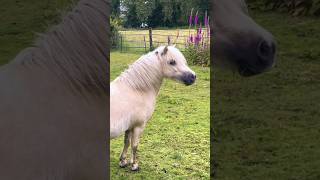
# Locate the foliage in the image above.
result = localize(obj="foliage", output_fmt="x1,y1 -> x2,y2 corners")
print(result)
184,45 -> 210,67
135,0 -> 155,23
119,0 -> 209,28
110,52 -> 210,179
184,10 -> 210,67
247,0 -> 320,16
147,0 -> 165,27
111,0 -> 121,18
111,18 -> 120,48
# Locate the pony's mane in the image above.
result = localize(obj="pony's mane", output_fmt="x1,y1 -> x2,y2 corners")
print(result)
13,0 -> 109,96
115,49 -> 164,92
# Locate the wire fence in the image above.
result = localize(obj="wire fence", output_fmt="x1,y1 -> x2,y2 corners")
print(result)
112,28 -> 210,53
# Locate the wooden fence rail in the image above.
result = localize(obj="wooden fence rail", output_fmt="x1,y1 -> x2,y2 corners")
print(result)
114,28 -> 210,53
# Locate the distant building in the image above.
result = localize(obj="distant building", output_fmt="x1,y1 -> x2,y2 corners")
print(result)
119,3 -> 126,19
140,23 -> 148,28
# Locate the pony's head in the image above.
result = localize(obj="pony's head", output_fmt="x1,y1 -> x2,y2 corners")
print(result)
156,45 -> 196,86
212,0 -> 276,76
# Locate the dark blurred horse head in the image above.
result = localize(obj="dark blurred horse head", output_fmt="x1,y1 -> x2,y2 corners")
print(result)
212,0 -> 276,76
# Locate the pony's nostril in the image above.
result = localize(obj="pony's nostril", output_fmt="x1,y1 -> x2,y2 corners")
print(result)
257,40 -> 275,61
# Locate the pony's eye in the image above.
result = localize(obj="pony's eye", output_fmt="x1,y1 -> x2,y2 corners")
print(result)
169,59 -> 176,66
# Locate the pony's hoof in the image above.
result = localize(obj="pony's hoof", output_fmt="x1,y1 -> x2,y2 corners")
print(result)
119,159 -> 128,168
131,163 -> 139,171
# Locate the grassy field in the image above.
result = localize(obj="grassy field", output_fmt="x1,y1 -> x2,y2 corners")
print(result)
118,28 -> 210,52
212,12 -> 320,179
0,0 -> 74,65
110,52 -> 210,179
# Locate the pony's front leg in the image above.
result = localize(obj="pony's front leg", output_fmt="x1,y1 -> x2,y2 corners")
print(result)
119,130 -> 131,168
130,126 -> 145,171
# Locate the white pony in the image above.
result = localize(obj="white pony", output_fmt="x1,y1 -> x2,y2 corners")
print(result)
110,45 -> 196,171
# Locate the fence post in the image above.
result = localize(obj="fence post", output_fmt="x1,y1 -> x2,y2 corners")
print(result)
168,36 -> 171,45
149,28 -> 153,51
144,36 -> 147,52
120,35 -> 123,52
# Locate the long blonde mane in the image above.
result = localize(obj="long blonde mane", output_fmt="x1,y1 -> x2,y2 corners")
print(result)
13,0 -> 109,96
114,50 -> 164,92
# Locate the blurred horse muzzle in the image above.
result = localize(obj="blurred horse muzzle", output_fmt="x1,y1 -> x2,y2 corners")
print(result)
181,72 -> 196,86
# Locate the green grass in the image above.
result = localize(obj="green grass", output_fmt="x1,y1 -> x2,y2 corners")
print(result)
212,11 -> 320,179
0,0 -> 74,65
110,52 -> 210,179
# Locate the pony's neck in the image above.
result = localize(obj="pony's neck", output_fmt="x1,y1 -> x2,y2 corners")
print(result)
117,53 -> 164,94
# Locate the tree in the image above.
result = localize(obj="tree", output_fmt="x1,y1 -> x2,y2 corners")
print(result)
147,0 -> 165,27
120,0 -> 210,28
121,0 -> 139,27
135,0 -> 155,23
111,0 -> 121,18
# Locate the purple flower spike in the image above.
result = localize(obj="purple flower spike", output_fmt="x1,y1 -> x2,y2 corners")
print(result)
194,15 -> 199,26
194,33 -> 201,46
205,17 -> 208,27
189,15 -> 193,26
189,8 -> 194,27
197,34 -> 201,43
194,11 -> 199,27
186,9 -> 210,49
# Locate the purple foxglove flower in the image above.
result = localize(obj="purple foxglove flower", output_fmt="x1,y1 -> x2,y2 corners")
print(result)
195,34 -> 200,45
189,15 -> 193,26
198,33 -> 202,42
205,17 -> 208,27
194,11 -> 199,27
194,15 -> 199,26
189,8 -> 194,27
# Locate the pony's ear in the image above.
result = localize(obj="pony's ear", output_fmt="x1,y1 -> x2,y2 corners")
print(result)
161,46 -> 168,56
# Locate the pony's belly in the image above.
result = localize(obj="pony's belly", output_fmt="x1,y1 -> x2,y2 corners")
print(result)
110,109 -> 146,139
110,83 -> 156,139
110,110 -> 130,139
110,126 -> 123,139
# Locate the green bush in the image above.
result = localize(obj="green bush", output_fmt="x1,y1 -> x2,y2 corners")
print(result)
110,18 -> 120,48
247,0 -> 320,16
184,45 -> 210,67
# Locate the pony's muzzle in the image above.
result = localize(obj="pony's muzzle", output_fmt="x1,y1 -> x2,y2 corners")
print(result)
181,73 -> 196,86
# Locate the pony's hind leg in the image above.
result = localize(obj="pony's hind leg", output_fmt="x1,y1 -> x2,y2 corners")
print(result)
130,126 -> 145,171
119,130 -> 131,168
